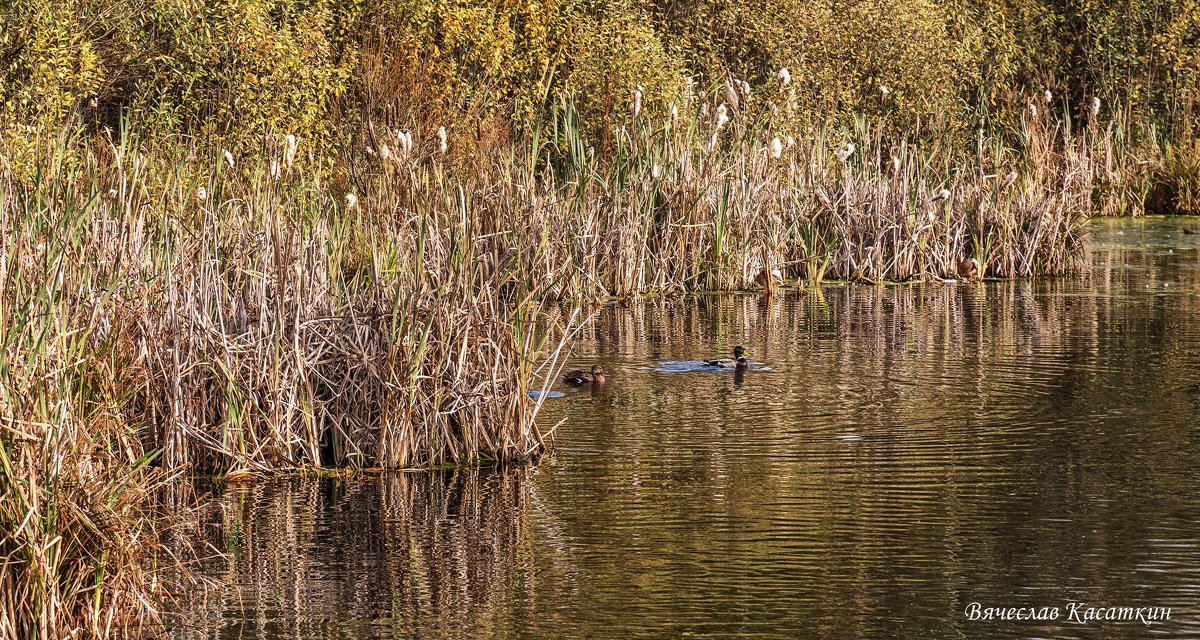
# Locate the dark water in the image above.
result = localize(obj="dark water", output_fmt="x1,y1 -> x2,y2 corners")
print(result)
170,217 -> 1200,639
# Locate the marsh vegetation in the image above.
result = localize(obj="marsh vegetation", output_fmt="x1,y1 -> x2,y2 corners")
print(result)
3,0 -> 1200,636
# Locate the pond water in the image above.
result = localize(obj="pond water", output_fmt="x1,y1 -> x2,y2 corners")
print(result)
169,217 -> 1200,639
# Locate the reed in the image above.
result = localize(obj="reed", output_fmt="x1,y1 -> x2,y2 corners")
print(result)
0,93 -> 1146,635
0,150 -> 185,638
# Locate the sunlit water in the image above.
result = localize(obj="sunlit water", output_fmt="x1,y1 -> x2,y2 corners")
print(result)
169,217 -> 1200,639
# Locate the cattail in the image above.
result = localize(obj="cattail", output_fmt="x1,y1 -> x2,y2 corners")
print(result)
724,79 -> 740,110
1028,102 -> 1038,118
1043,89 -> 1052,103
715,104 -> 729,131
270,158 -> 280,178
777,67 -> 791,88
931,187 -> 951,203
223,149 -> 235,169
1002,170 -> 1018,189
769,137 -> 783,159
631,85 -> 643,118
651,163 -> 661,179
739,79 -> 751,99
196,186 -> 208,202
285,134 -> 297,168
1089,96 -> 1101,117
395,129 -> 413,160
436,126 -> 448,154
345,193 -> 358,209
670,102 -> 679,120
880,85 -> 889,96
837,142 -> 855,163
891,154 -> 902,172
380,143 -> 393,163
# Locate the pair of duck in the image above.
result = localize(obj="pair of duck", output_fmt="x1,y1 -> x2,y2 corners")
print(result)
563,345 -> 749,385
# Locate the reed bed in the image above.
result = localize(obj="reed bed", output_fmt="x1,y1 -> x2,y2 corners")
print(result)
0,94 -> 1148,636
0,171 -> 184,638
360,94 -> 1141,300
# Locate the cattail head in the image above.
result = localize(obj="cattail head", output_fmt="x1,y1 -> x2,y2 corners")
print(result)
270,158 -> 280,178
380,143 -> 393,163
1002,170 -> 1018,189
436,126 -> 448,154
777,67 -> 791,88
651,163 -> 661,179
631,85 -> 643,118
223,149 -> 235,169
1028,102 -> 1038,118
786,135 -> 795,148
739,79 -> 751,99
931,187 -> 951,202
1043,89 -> 1052,103
880,85 -> 889,96
836,142 -> 856,163
196,186 -> 208,202
891,154 -> 902,172
285,134 -> 298,168
670,102 -> 679,120
724,79 -> 740,110
1089,96 -> 1101,117
769,137 -> 783,159
395,129 -> 413,159
715,104 -> 729,130
345,193 -> 358,209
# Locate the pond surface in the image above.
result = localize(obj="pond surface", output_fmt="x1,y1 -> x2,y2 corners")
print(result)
169,217 -> 1200,640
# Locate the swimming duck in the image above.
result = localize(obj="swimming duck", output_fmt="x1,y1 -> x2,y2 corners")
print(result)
563,364 -> 606,386
704,346 -> 748,369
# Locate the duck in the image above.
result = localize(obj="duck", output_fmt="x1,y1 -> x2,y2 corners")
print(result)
563,364 -> 605,386
704,346 -> 748,369
754,268 -> 784,294
957,257 -> 980,281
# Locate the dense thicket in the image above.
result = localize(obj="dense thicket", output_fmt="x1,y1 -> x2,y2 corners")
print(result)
3,0 -> 1198,162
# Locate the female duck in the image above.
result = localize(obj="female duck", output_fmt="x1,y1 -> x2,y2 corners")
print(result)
704,346 -> 749,370
564,364 -> 606,386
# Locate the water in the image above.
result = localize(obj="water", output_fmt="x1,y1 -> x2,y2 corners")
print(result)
169,217 -> 1200,639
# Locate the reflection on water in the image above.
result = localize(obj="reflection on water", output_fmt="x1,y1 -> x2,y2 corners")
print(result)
170,218 -> 1200,639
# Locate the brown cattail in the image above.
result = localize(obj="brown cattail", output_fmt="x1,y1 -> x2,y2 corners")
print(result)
724,78 -> 740,111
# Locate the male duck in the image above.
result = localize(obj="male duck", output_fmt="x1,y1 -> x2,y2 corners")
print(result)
564,364 -> 606,386
704,346 -> 749,370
